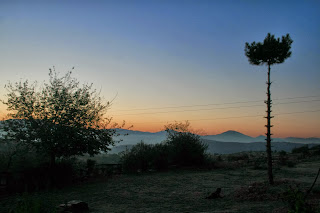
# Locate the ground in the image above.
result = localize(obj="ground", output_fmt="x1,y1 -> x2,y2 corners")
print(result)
0,158 -> 319,213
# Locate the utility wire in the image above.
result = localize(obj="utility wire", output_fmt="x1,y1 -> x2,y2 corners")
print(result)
109,95 -> 320,112
132,109 -> 320,124
111,99 -> 320,116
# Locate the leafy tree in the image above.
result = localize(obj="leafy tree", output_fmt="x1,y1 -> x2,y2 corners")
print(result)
1,67 -> 119,166
245,33 -> 293,184
164,121 -> 208,167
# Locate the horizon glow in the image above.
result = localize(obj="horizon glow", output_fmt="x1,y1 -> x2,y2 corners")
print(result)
1,1 -> 319,138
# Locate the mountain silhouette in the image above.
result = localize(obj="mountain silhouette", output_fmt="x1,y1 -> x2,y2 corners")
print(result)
113,129 -> 320,145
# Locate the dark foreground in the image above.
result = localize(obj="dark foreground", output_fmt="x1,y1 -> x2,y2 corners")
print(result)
1,159 -> 319,213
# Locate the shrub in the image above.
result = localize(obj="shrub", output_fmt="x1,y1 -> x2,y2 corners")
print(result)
121,122 -> 209,172
152,143 -> 169,170
121,141 -> 156,172
292,145 -> 310,155
203,154 -> 217,169
282,186 -> 315,213
310,145 -> 320,156
227,153 -> 249,162
166,131 -> 208,167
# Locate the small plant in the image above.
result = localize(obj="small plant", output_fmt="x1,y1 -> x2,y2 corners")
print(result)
282,186 -> 314,213
282,169 -> 320,213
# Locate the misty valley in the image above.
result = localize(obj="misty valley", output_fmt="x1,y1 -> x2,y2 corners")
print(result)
1,123 -> 320,213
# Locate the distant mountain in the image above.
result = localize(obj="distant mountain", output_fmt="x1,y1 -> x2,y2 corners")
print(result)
203,139 -> 314,154
109,139 -> 316,155
113,129 -> 320,145
113,129 -> 167,145
1,124 -> 319,145
203,130 -> 319,144
108,129 -> 320,154
283,137 -> 320,144
203,130 -> 255,143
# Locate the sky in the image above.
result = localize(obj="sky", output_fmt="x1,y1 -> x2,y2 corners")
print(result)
0,0 -> 319,138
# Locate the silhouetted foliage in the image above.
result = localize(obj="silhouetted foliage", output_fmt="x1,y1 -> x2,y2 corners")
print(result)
292,145 -> 310,155
245,33 -> 293,185
245,33 -> 293,66
152,143 -> 170,170
282,186 -> 315,213
164,121 -> 208,167
1,67 -> 119,166
121,141 -> 168,172
310,145 -> 320,155
121,122 -> 208,172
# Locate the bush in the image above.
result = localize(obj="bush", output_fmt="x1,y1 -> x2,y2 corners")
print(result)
203,154 -> 217,169
166,131 -> 208,167
152,143 -> 169,170
121,142 -> 162,173
0,140 -> 47,173
310,145 -> 320,156
121,122 -> 209,172
227,153 -> 249,162
282,186 -> 315,213
292,145 -> 310,155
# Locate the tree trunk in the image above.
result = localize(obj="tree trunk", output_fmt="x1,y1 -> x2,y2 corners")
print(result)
265,63 -> 274,185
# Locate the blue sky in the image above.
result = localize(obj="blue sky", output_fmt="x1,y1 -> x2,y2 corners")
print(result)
1,0 -> 319,137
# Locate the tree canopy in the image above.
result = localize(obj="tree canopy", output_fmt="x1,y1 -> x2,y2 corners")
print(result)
1,67 -> 118,165
245,33 -> 293,66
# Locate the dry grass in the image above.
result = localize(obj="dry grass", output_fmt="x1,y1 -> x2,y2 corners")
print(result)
1,157 -> 319,213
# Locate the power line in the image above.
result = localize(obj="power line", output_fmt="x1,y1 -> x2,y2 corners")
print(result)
109,95 -> 320,113
132,109 -> 320,124
111,99 -> 320,116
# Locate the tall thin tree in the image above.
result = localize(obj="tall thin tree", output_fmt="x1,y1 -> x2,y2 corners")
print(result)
245,33 -> 293,184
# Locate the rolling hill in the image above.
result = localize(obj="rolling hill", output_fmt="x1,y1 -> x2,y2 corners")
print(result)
109,129 -> 320,154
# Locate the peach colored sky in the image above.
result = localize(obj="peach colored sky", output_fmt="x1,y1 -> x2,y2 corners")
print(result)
1,1 -> 320,138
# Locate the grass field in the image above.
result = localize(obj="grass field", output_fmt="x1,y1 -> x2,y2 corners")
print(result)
1,157 -> 319,213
